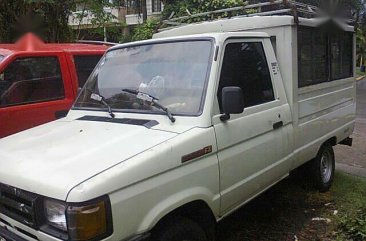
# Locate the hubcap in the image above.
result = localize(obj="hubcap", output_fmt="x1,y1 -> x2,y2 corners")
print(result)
320,150 -> 332,183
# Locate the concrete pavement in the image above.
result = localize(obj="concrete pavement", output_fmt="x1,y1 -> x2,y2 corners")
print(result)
334,78 -> 366,177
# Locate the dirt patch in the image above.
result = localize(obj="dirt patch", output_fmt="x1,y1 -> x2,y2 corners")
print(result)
217,178 -> 337,241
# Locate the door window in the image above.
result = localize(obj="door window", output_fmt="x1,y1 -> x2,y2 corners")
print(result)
74,55 -> 103,88
218,41 -> 275,112
0,56 -> 64,107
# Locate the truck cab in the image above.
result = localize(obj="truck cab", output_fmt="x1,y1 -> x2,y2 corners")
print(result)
0,33 -> 109,138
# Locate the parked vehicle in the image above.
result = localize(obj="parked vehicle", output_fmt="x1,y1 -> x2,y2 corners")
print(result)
0,2 -> 356,241
0,33 -> 109,138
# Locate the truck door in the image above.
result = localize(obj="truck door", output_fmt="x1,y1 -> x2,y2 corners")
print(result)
0,54 -> 74,138
213,39 -> 289,215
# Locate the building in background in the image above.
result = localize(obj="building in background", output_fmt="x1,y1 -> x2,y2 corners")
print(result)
68,0 -> 163,42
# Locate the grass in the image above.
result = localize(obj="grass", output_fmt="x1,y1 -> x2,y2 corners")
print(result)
331,172 -> 366,213
356,67 -> 366,77
216,172 -> 366,241
331,172 -> 366,241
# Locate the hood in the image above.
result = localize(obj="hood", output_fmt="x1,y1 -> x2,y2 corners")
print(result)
0,118 -> 177,200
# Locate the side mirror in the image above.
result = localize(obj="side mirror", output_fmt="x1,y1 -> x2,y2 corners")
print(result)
220,86 -> 244,121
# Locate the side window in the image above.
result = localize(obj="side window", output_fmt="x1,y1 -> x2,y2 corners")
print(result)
0,56 -> 64,107
298,26 -> 354,88
298,27 -> 328,87
74,55 -> 102,88
218,41 -> 275,112
330,31 -> 353,80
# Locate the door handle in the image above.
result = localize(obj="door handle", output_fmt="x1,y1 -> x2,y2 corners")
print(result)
55,110 -> 68,119
273,121 -> 283,130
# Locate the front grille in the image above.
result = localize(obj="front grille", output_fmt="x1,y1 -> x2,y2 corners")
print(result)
0,183 -> 40,228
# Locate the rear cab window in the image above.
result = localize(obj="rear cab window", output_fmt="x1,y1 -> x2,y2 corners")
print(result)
0,56 -> 65,107
73,55 -> 103,88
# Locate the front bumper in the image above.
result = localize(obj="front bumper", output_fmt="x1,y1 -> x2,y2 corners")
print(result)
127,233 -> 150,241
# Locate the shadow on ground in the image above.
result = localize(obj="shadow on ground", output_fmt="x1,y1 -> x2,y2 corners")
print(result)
217,178 -> 333,241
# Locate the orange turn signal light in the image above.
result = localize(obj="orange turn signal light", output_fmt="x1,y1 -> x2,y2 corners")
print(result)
67,199 -> 111,241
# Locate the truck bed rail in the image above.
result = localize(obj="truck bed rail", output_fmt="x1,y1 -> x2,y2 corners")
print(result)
160,0 -> 354,31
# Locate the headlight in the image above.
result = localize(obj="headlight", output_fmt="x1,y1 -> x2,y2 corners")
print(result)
42,196 -> 113,241
44,199 -> 67,231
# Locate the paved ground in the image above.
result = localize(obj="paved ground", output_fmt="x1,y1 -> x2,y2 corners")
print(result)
334,78 -> 366,177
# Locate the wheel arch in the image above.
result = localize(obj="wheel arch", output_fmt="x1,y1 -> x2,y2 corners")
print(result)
150,199 -> 217,240
324,136 -> 337,147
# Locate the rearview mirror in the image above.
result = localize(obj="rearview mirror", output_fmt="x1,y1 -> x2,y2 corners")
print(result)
220,86 -> 244,121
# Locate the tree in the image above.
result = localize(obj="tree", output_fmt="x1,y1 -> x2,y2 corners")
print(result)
131,18 -> 159,41
142,0 -> 148,22
72,0 -> 120,41
161,0 -> 249,23
0,0 -> 74,43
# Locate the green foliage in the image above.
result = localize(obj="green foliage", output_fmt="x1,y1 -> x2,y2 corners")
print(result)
161,0 -> 253,24
0,0 -> 74,43
337,207 -> 366,241
131,19 -> 160,41
73,0 -> 120,40
330,172 -> 366,241
357,28 -> 366,66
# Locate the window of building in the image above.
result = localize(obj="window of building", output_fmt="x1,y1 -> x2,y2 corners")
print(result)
218,41 -> 275,112
0,57 -> 64,107
298,26 -> 353,88
124,0 -> 140,14
152,0 -> 162,12
74,55 -> 103,88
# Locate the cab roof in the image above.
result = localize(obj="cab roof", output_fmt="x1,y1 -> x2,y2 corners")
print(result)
0,33 -> 109,56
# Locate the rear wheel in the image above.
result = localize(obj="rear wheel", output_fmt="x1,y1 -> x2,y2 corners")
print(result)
152,216 -> 208,241
310,144 -> 335,192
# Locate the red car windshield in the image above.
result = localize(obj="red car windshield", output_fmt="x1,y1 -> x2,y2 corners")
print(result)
0,55 -> 4,63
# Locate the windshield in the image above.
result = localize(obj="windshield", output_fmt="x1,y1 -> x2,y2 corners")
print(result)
0,55 -> 4,63
74,40 -> 213,116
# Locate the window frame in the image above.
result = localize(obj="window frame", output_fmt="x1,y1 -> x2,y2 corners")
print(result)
73,54 -> 103,88
298,25 -> 354,88
152,0 -> 162,13
216,38 -> 278,114
0,55 -> 66,108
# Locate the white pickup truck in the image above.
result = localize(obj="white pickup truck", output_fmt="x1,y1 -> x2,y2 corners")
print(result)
0,15 -> 356,241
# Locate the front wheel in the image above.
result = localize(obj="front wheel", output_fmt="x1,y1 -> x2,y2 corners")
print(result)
310,144 -> 335,192
152,216 -> 208,241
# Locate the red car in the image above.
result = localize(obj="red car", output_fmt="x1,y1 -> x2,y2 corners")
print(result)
0,33 -> 110,138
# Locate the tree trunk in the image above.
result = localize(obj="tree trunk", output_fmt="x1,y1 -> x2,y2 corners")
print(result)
142,0 -> 147,22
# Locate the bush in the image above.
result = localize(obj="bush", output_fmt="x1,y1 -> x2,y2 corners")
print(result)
131,19 -> 160,41
338,207 -> 366,241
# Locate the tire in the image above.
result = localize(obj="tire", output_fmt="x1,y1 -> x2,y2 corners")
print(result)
309,144 -> 335,192
153,216 -> 208,241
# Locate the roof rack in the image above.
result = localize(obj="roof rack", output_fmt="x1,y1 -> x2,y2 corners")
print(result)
160,0 -> 354,31
76,40 -> 117,46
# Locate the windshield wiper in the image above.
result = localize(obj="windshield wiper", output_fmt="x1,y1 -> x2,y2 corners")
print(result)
122,88 -> 176,123
86,89 -> 115,118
